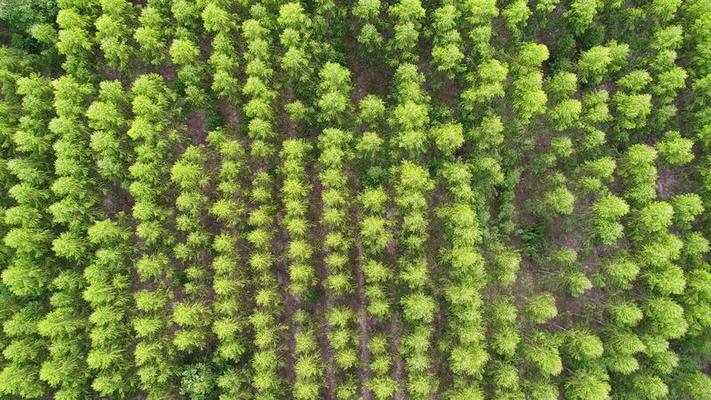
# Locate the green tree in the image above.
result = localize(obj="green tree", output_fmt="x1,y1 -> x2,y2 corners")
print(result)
565,0 -> 599,35
655,130 -> 694,165
564,369 -> 611,400
620,144 -> 657,206
525,293 -> 557,323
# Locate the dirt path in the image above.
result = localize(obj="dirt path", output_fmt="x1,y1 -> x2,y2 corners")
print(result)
389,314 -> 406,400
354,243 -> 373,400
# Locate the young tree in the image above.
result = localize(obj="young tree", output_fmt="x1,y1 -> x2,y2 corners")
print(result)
387,0 -> 426,64
512,42 -> 549,124
655,130 -> 694,165
353,0 -> 384,52
95,0 -> 136,70
619,144 -> 657,206
0,75 -> 55,399
564,369 -> 611,400
592,194 -> 629,245
127,74 -> 181,398
565,0 -> 600,35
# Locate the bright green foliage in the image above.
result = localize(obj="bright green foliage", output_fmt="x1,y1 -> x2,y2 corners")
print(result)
84,218 -> 137,397
431,122 -> 464,155
387,0 -> 426,63
366,335 -> 397,399
440,162 -> 487,395
620,144 -> 657,206
549,99 -> 582,131
503,0 -> 531,36
670,193 -> 703,229
565,0 -> 600,35
209,172 -> 249,377
544,186 -> 575,215
41,71 -> 100,400
204,3 -> 239,101
293,317 -> 323,400
513,43 -> 549,124
278,2 -> 314,82
86,80 -> 132,182
0,2 -> 709,400
353,0 -> 383,51
655,130 -> 694,165
564,369 -> 611,400
578,42 -> 628,85
281,139 -> 315,298
128,73 -> 179,398
1,74 -> 55,399
462,59 -> 508,110
96,0 -> 135,70
390,64 -> 430,155
134,1 -> 171,65
241,14 -> 284,399
171,145 -> 212,353
564,330 -> 603,360
524,332 -> 562,376
0,0 -> 56,43
170,39 -> 199,65
431,4 -> 464,76
614,92 -> 652,130
525,293 -> 557,324
604,259 -> 640,289
593,194 -> 629,244
318,60 -> 359,398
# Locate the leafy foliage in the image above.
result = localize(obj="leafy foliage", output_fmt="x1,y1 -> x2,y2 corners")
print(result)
0,2 -> 709,400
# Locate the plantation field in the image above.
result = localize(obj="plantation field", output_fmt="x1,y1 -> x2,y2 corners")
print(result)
0,0 -> 710,399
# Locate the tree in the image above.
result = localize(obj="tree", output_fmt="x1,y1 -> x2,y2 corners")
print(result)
431,123 -> 464,155
502,0 -> 531,36
655,130 -> 694,165
524,333 -> 562,376
512,44 -> 548,124
578,46 -> 612,85
492,248 -> 521,287
564,330 -> 603,360
0,0 -> 56,41
544,186 -> 575,216
592,194 -> 629,244
608,301 -> 642,327
631,373 -> 668,399
649,0 -> 682,22
431,5 -> 464,75
564,369 -> 611,400
387,0 -> 425,62
96,0 -> 135,70
604,259 -> 640,289
549,99 -> 582,130
620,144 -> 657,206
527,380 -> 558,400
180,363 -> 215,400
358,95 -> 385,128
353,0 -> 380,20
525,293 -> 557,323
565,0 -> 599,35
670,193 -> 703,229
676,371 -> 711,400
134,6 -> 169,65
318,63 -> 352,124
643,298 -> 688,339
614,92 -> 652,129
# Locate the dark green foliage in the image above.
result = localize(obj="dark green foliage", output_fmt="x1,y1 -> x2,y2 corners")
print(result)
0,0 -> 57,49
180,363 -> 216,400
